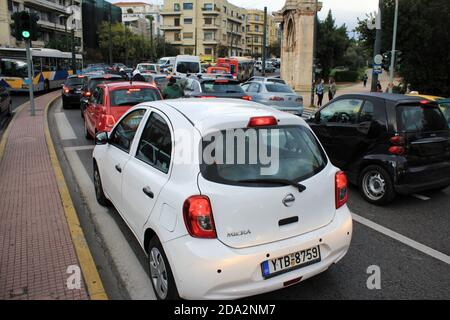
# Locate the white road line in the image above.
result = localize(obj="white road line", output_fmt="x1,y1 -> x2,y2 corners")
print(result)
64,145 -> 95,152
412,194 -> 431,201
352,212 -> 450,265
64,149 -> 156,300
55,112 -> 77,140
55,99 -> 62,113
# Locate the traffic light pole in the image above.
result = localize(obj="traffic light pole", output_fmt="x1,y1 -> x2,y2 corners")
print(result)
371,0 -> 383,92
25,39 -> 35,116
262,7 -> 267,76
388,0 -> 399,93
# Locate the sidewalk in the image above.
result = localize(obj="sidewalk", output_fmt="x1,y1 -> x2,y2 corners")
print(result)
0,92 -> 90,299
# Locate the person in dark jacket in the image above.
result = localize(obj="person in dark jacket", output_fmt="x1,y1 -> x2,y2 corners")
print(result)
132,73 -> 146,82
162,77 -> 184,99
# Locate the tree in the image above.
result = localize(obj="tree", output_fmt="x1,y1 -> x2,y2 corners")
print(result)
355,0 -> 450,96
316,10 -> 351,78
216,44 -> 228,58
267,42 -> 281,58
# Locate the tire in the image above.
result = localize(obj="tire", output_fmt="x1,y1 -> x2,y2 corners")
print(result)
359,165 -> 396,205
147,236 -> 180,300
93,164 -> 109,207
84,119 -> 93,140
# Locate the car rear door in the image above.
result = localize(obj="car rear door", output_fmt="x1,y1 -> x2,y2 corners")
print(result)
395,102 -> 450,166
121,110 -> 172,234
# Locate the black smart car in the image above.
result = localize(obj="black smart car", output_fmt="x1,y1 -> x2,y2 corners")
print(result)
307,93 -> 450,205
62,75 -> 86,109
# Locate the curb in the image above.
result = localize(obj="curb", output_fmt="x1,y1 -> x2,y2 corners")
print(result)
0,102 -> 28,163
44,95 -> 108,300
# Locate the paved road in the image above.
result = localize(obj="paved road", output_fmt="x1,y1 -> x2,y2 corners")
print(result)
49,94 -> 450,300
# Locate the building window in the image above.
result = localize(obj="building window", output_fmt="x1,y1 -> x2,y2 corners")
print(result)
204,48 -> 212,55
174,3 -> 180,11
204,18 -> 212,25
174,18 -> 180,26
223,6 -> 227,13
204,31 -> 214,40
184,18 -> 192,24
254,15 -> 259,21
184,47 -> 194,55
255,25 -> 259,32
174,32 -> 181,41
254,36 -> 258,43
183,3 -> 193,10
183,32 -> 193,39
204,3 -> 213,11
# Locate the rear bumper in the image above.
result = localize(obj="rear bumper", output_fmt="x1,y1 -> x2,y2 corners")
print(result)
62,93 -> 82,105
163,205 -> 352,300
395,161 -> 450,194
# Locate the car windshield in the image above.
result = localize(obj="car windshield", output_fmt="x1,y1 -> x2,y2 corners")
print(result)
265,83 -> 294,93
200,126 -> 327,186
201,81 -> 244,93
397,104 -> 448,132
0,58 -> 27,77
139,64 -> 156,71
438,102 -> 450,126
109,88 -> 160,106
157,59 -> 167,64
66,77 -> 84,86
176,61 -> 199,74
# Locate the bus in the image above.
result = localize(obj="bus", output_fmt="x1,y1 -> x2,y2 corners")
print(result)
0,48 -> 83,92
217,57 -> 255,82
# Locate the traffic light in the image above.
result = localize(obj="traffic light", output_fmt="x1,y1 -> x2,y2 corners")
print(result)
12,11 -> 39,41
395,50 -> 403,70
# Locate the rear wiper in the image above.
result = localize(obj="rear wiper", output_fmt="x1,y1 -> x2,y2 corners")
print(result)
237,178 -> 306,192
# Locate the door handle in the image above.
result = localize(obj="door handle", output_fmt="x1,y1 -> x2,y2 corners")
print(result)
115,164 -> 122,173
142,186 -> 154,198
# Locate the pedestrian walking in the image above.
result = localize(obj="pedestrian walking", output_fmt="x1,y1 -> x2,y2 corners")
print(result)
363,74 -> 368,87
163,76 -> 184,99
328,78 -> 336,101
315,79 -> 324,107
376,80 -> 382,92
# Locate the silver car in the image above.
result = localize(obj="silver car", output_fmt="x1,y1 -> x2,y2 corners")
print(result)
241,81 -> 304,116
247,76 -> 286,84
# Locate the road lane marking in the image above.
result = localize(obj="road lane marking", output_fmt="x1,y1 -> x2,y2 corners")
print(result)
55,112 -> 77,140
352,212 -> 450,265
64,145 -> 95,152
64,148 -> 156,300
45,96 -> 108,300
412,194 -> 431,201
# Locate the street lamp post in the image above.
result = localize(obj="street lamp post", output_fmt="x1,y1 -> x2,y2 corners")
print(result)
388,0 -> 399,93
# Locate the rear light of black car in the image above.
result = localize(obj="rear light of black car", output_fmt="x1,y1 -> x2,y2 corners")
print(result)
63,86 -> 70,94
389,134 -> 406,155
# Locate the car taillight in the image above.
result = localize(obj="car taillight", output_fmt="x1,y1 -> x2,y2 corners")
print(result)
63,86 -> 70,94
242,95 -> 252,101
388,146 -> 405,155
269,96 -> 284,101
183,195 -> 216,239
84,91 -> 92,97
335,171 -> 348,209
247,116 -> 278,127
296,97 -> 303,103
390,135 -> 405,145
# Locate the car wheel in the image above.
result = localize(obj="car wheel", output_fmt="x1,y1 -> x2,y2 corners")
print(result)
359,165 -> 396,205
148,236 -> 179,300
93,164 -> 109,206
84,119 -> 93,140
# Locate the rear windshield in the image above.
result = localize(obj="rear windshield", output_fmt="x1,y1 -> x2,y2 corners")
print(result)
109,88 -> 160,107
397,104 -> 448,132
66,77 -> 84,86
201,81 -> 244,93
267,78 -> 286,84
438,103 -> 450,126
88,78 -> 121,91
200,126 -> 327,186
266,83 -> 293,93
139,64 -> 156,71
176,62 -> 199,74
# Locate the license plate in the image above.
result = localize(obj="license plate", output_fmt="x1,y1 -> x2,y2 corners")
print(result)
261,245 -> 321,279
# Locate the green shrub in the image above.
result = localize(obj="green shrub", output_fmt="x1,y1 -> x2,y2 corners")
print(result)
333,70 -> 359,82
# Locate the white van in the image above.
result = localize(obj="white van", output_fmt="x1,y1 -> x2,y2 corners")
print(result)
174,55 -> 201,77
157,56 -> 175,72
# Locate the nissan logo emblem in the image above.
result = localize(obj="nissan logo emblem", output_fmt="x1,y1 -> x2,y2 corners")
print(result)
282,193 -> 295,207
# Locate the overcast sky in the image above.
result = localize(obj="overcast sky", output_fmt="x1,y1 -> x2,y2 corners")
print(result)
111,0 -> 379,35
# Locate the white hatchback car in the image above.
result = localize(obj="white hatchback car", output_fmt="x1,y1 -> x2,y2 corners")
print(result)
92,98 -> 353,300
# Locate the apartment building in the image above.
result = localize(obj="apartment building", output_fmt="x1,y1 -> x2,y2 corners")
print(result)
114,1 -> 163,37
246,9 -> 278,57
161,0 -> 249,57
0,0 -> 82,49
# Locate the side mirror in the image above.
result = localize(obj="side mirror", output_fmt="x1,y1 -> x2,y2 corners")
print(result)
95,132 -> 108,145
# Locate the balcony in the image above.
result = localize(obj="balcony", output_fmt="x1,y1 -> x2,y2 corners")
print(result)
202,8 -> 220,16
37,20 -> 68,32
202,23 -> 221,29
160,10 -> 182,16
24,0 -> 68,14
160,25 -> 183,30
203,39 -> 218,45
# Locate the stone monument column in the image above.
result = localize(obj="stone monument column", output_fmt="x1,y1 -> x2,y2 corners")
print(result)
274,0 -> 322,104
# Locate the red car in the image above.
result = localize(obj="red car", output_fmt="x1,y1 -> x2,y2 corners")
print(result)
84,82 -> 162,139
